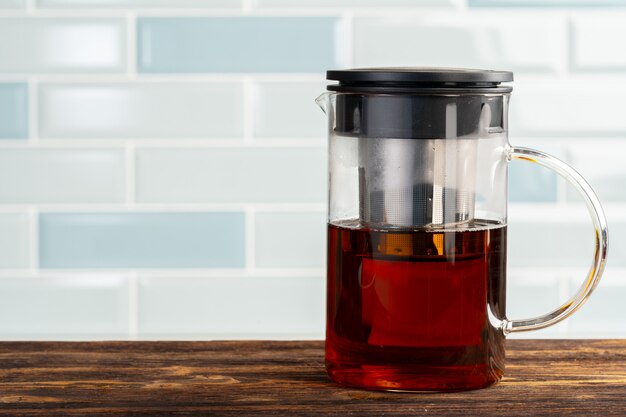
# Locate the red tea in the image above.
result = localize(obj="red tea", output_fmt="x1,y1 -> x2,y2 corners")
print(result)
326,220 -> 507,391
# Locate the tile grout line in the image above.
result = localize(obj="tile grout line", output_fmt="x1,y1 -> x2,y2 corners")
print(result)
242,0 -> 253,13
562,10 -> 574,77
28,207 -> 39,273
557,274 -> 571,336
0,7 -> 466,17
339,11 -> 354,68
27,78 -> 38,143
126,11 -> 138,78
455,0 -> 469,10
556,142 -> 568,204
0,268 -> 328,279
245,207 -> 256,272
0,138 -> 327,148
0,74 -> 327,82
242,76 -> 255,143
0,203 -> 329,212
128,271 -> 139,339
124,143 -> 136,207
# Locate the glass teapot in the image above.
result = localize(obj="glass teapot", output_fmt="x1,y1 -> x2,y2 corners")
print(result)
316,68 -> 608,392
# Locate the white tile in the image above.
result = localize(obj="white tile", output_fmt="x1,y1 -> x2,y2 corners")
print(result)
253,81 -> 326,139
506,270 -> 561,322
508,219 -> 595,268
565,140 -> 626,203
0,213 -> 29,269
136,147 -> 326,203
506,268 -> 569,339
138,276 -> 325,338
353,13 -> 566,73
510,78 -> 626,137
0,18 -> 125,73
256,0 -> 456,7
566,269 -> 626,337
571,13 -> 626,71
0,276 -> 129,339
38,0 -> 241,7
39,83 -> 243,139
0,148 -> 125,204
255,212 -> 326,268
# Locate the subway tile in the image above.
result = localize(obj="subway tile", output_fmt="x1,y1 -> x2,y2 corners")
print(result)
470,0 -> 626,6
508,159 -> 557,202
39,83 -> 243,139
505,268 -> 569,339
506,271 -> 561,325
39,212 -> 245,269
0,276 -> 128,339
0,213 -> 29,269
0,83 -> 28,139
137,17 -> 339,73
0,149 -> 124,204
353,14 -> 566,73
571,13 -> 626,71
255,212 -> 326,268
508,220 -> 596,268
256,0 -> 456,6
37,0 -> 240,7
0,18 -> 125,73
511,79 -> 626,137
566,271 -> 626,337
136,147 -> 326,203
565,140 -> 626,203
254,82 -> 326,139
0,0 -> 24,8
138,276 -> 324,337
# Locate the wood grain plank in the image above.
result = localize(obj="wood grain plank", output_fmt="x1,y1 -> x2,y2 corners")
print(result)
0,340 -> 624,416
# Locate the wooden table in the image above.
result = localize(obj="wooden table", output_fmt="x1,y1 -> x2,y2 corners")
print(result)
0,340 -> 624,416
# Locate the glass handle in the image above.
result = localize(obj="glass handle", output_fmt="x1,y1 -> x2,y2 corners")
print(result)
503,146 -> 609,334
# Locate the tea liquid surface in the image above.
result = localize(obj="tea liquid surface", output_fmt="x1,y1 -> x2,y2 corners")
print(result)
326,220 -> 507,391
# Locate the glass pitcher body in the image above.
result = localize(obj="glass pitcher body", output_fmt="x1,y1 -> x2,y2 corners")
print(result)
319,68 -> 608,392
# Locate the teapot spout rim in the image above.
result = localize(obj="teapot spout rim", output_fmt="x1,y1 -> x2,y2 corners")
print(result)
315,92 -> 332,115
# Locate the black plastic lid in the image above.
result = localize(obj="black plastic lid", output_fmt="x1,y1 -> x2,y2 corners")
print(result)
327,67 -> 513,94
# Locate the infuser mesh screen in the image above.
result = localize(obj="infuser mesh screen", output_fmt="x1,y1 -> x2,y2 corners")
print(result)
358,138 -> 477,229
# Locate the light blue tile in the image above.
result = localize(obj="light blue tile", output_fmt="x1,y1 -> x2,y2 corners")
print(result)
38,0 -> 240,7
39,212 -> 245,269
137,17 -> 338,73
39,83 -> 243,139
0,0 -> 24,8
0,149 -> 124,204
470,0 -> 626,6
254,81 -> 326,139
508,158 -> 557,202
138,276 -> 324,337
0,83 -> 28,139
255,212 -> 325,268
0,18 -> 125,73
0,213 -> 29,268
0,276 -> 128,339
136,147 -> 326,203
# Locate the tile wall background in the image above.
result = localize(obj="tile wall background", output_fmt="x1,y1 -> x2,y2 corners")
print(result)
0,0 -> 624,340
